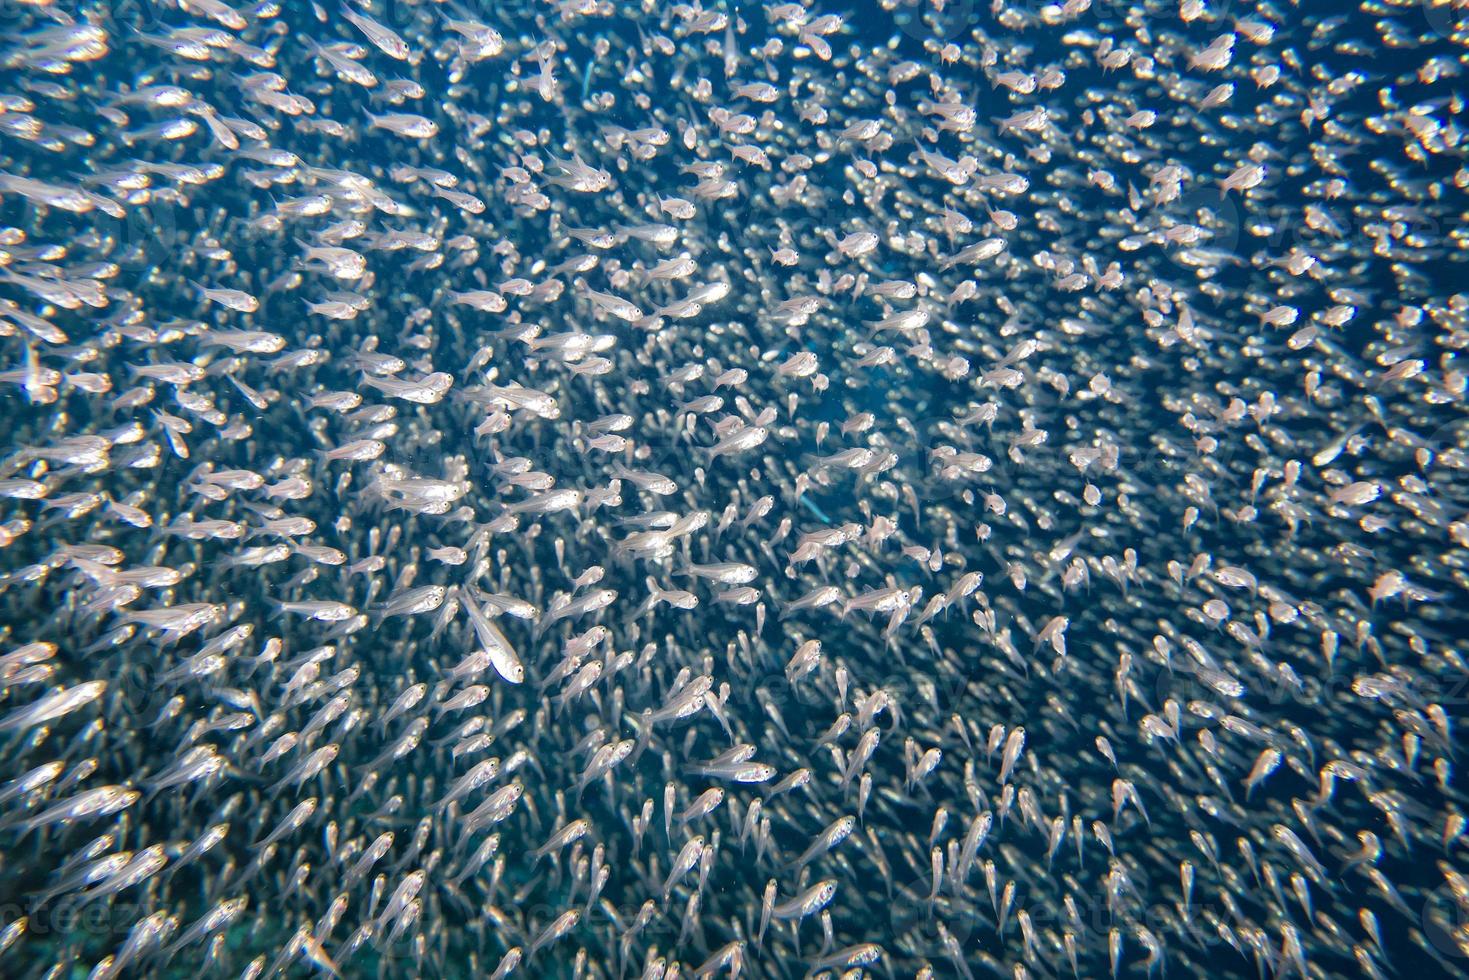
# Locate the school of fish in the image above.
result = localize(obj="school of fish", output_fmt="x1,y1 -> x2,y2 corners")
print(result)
0,0 -> 1467,977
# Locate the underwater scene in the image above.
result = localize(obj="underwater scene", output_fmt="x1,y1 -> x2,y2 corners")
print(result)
0,0 -> 1467,978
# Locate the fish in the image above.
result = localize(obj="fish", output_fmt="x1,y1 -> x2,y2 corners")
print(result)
0,3 -> 1461,980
